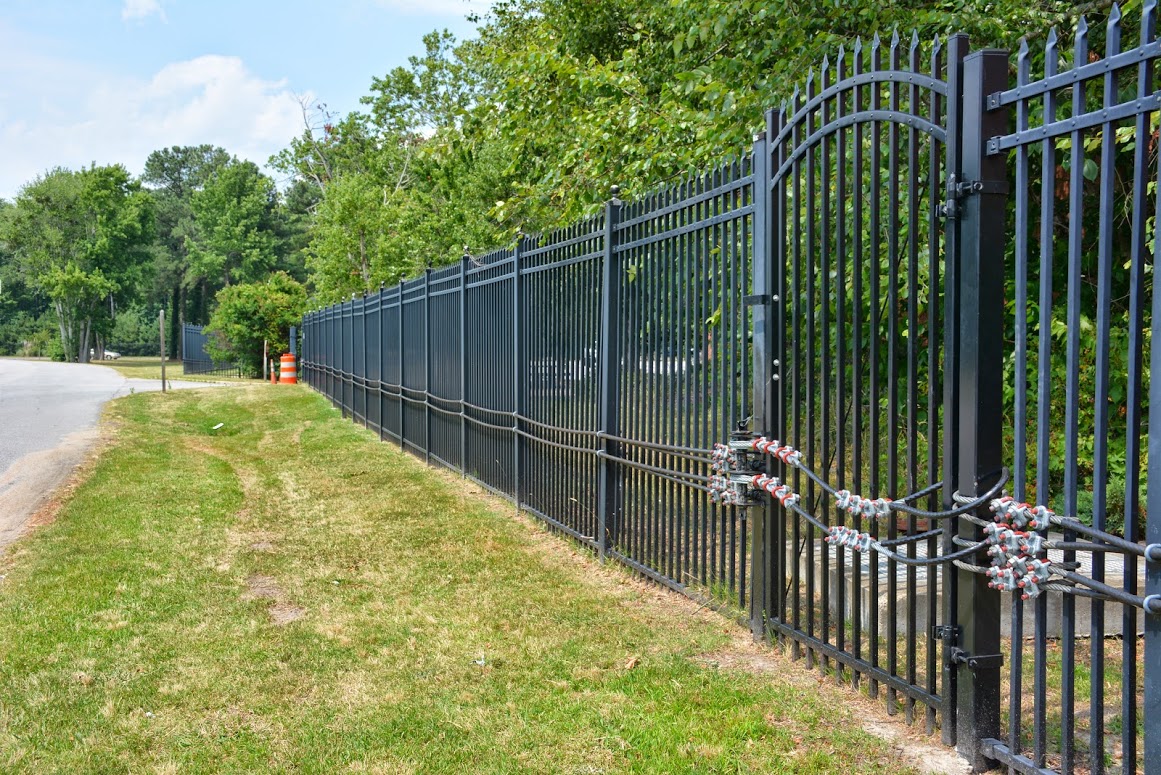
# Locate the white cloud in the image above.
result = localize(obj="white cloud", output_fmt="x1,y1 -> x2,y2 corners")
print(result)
121,0 -> 165,23
375,0 -> 491,17
0,47 -> 307,199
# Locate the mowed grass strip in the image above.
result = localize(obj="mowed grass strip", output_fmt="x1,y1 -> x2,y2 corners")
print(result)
0,386 -> 916,774
95,355 -> 253,383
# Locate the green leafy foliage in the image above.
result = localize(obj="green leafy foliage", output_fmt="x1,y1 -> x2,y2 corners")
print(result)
203,272 -> 307,375
2,165 -> 154,361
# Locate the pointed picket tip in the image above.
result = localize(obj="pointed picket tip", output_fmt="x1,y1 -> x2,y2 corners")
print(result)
891,28 -> 901,48
1110,2 -> 1123,23
854,36 -> 864,54
910,29 -> 920,48
836,44 -> 846,64
1018,37 -> 1030,56
1077,15 -> 1089,38
1046,27 -> 1059,52
872,31 -> 881,47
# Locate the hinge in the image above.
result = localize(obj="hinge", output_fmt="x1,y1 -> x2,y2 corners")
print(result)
948,647 -> 1004,671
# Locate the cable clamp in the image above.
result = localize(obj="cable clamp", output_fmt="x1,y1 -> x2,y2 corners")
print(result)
948,647 -> 1003,671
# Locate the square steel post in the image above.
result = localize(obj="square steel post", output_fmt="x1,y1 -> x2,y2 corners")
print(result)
597,187 -> 623,558
749,129 -> 773,640
424,268 -> 432,464
940,32 -> 969,749
460,255 -> 469,477
513,238 -> 524,506
954,46 -> 1009,772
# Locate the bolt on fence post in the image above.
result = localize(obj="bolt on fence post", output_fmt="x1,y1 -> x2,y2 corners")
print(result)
513,236 -> 524,507
954,46 -> 1009,772
460,252 -> 469,478
750,129 -> 773,641
597,185 -> 624,558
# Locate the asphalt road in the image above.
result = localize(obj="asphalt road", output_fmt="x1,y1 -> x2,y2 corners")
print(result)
0,359 -> 215,550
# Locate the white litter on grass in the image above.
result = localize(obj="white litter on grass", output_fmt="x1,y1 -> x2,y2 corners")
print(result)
212,423 -> 224,430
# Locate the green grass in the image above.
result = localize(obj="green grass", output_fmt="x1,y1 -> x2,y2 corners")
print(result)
95,355 -> 254,383
0,386 -> 919,773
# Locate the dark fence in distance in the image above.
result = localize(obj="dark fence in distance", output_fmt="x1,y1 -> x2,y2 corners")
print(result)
181,324 -> 246,378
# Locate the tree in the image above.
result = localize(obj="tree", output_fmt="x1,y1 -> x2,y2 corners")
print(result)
203,271 -> 306,375
3,166 -> 154,362
141,145 -> 232,354
187,159 -> 281,286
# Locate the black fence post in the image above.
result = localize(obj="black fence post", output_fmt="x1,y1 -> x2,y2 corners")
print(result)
513,237 -> 524,507
597,186 -> 623,559
954,46 -> 1009,772
750,129 -> 772,641
940,31 -> 969,749
378,284 -> 386,441
460,253 -> 469,477
424,268 -> 432,464
360,294 -> 369,429
398,287 -> 406,451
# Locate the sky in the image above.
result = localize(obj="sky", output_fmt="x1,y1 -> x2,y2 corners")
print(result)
0,0 -> 488,199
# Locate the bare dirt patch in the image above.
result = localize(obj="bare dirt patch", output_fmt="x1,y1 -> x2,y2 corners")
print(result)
241,574 -> 305,626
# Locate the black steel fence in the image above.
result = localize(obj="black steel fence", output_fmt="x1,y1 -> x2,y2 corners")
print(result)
181,324 -> 245,378
302,10 -> 1161,774
303,161 -> 755,610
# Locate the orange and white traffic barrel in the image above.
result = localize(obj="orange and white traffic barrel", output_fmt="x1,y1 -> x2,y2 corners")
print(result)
279,352 -> 297,384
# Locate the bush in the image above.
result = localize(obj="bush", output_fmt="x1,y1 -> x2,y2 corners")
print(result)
204,272 -> 306,376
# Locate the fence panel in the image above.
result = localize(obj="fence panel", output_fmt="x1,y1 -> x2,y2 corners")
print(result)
464,248 -> 516,496
981,9 -> 1161,773
522,223 -> 604,545
180,323 -> 245,378
608,163 -> 754,607
429,265 -> 463,470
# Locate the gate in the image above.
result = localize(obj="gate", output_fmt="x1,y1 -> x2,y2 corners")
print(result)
751,10 -> 1161,775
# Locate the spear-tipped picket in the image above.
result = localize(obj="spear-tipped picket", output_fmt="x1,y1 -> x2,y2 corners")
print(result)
1144,0 -> 1158,44
1045,27 -> 1059,78
1075,16 -> 1089,64
1108,3 -> 1123,55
